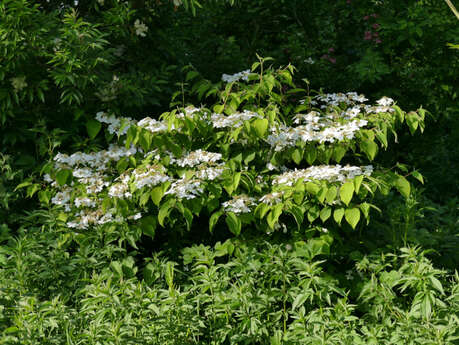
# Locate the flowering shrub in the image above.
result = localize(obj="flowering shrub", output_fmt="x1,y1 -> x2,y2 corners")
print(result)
39,62 -> 426,244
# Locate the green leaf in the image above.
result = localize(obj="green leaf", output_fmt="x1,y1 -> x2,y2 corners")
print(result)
429,276 -> 444,295
287,204 -> 304,230
150,186 -> 164,206
304,146 -> 317,165
392,105 -> 405,123
345,208 -> 360,229
158,199 -> 176,227
394,175 -> 411,198
291,148 -> 302,165
333,146 -> 346,163
165,262 -> 175,289
292,293 -> 309,311
225,212 -> 242,235
209,210 -> 223,233
406,112 -> 419,134
56,169 -> 71,186
14,181 -> 32,191
140,216 -> 157,238
252,118 -> 269,137
307,205 -> 319,223
340,182 -> 354,206
86,119 -> 102,139
320,207 -> 331,222
305,181 -> 320,195
411,171 -> 424,184
110,261 -> 123,277
359,202 -> 371,223
214,104 -> 225,114
333,208 -> 344,225
360,139 -> 378,161
325,186 -> 337,204
267,203 -> 283,229
353,175 -> 364,194
255,203 -> 270,219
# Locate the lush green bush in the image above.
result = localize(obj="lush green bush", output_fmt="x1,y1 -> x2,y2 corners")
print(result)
1,1 -> 458,344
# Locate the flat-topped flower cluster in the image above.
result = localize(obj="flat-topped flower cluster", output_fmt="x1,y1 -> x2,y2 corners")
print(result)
41,67 -> 422,236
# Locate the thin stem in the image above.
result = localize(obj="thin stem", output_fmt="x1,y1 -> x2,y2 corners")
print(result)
445,0 -> 459,20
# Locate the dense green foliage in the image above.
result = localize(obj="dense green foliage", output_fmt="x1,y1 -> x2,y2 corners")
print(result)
0,0 -> 458,344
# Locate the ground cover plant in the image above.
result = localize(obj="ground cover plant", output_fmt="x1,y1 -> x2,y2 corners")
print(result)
1,0 -> 458,344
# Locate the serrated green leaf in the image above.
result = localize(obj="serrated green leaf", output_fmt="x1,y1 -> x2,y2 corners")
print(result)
305,146 -> 317,165
305,181 -> 320,195
86,119 -> 102,139
291,148 -> 302,165
320,207 -> 331,222
333,208 -> 344,225
56,169 -> 71,186
158,199 -> 175,227
150,186 -> 164,206
345,208 -> 360,229
411,171 -> 424,184
325,186 -> 337,204
360,139 -> 378,161
209,210 -> 223,233
353,175 -> 364,194
140,216 -> 156,238
226,212 -> 241,235
252,118 -> 269,137
340,182 -> 354,206
394,175 -> 411,198
267,203 -> 283,229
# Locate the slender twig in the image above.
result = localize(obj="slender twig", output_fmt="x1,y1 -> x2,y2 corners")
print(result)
445,0 -> 459,20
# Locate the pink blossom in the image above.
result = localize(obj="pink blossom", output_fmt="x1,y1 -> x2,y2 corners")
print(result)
328,47 -> 335,53
372,23 -> 380,29
375,38 -> 382,44
373,31 -> 379,37
321,54 -> 329,59
363,15 -> 370,20
329,57 -> 336,64
364,31 -> 372,40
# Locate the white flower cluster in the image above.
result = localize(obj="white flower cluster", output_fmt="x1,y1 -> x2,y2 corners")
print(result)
176,106 -> 204,119
95,112 -> 136,136
132,164 -> 170,190
211,110 -> 262,128
315,92 -> 368,108
67,209 -> 123,230
137,117 -> 170,133
54,144 -> 137,171
221,69 -> 251,83
194,165 -> 225,181
273,164 -> 373,186
134,19 -> 148,37
267,119 -> 368,151
165,178 -> 203,200
222,194 -> 256,213
259,191 -> 284,205
172,150 -> 222,167
10,76 -> 27,92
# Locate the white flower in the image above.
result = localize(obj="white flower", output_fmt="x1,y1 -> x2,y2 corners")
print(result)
221,69 -> 251,83
134,19 -> 148,37
172,150 -> 222,167
376,96 -> 394,107
222,194 -> 256,214
304,57 -> 315,64
10,76 -> 27,92
259,192 -> 283,205
272,164 -> 373,186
